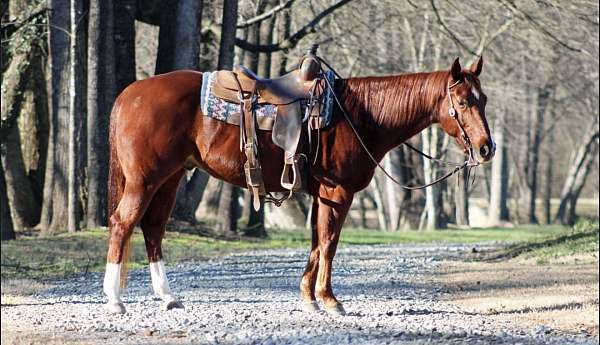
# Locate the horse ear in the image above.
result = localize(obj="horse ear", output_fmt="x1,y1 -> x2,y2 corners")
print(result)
450,58 -> 462,81
470,56 -> 483,76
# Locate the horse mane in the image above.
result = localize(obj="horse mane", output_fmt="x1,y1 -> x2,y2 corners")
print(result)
340,71 -> 450,130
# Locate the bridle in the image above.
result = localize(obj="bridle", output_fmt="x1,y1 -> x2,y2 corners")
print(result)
318,58 -> 479,190
446,79 -> 479,168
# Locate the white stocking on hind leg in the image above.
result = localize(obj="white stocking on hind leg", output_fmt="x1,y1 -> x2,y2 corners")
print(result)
104,181 -> 155,314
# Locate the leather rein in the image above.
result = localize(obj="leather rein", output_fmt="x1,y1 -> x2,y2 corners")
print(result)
318,57 -> 479,190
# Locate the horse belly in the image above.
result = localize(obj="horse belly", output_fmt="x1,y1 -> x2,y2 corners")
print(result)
192,116 -> 289,192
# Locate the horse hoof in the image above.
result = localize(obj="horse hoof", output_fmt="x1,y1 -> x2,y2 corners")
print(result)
105,302 -> 126,314
162,300 -> 184,311
301,301 -> 320,312
325,304 -> 346,316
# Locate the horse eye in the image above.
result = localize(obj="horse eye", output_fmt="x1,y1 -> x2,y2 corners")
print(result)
458,100 -> 468,108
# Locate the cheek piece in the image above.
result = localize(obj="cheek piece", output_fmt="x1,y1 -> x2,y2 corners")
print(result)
446,81 -> 478,167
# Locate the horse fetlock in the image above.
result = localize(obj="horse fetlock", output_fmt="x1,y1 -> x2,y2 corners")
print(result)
324,303 -> 346,316
105,302 -> 126,314
300,300 -> 320,312
162,299 -> 184,311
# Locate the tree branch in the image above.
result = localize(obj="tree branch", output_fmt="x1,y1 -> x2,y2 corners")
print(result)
235,0 -> 354,53
236,0 -> 295,29
430,0 -> 477,55
496,0 -> 584,54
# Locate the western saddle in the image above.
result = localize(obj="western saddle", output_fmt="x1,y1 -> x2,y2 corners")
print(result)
211,44 -> 328,210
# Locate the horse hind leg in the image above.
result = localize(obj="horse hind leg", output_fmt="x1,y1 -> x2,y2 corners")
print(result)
140,170 -> 185,311
104,179 -> 156,314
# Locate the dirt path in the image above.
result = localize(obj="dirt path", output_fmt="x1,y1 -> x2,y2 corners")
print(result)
431,253 -> 599,338
1,244 -> 598,344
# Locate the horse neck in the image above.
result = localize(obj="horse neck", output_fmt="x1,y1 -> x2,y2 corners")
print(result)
339,72 -> 448,159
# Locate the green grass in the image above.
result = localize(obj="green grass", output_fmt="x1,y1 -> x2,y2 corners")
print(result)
0,224 -> 574,280
481,220 -> 599,264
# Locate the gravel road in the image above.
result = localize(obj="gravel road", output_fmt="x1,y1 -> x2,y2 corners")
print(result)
1,244 -> 597,344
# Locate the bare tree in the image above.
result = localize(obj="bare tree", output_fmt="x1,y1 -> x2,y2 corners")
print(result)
67,0 -> 86,232
555,125 -> 599,225
215,0 -> 240,233
86,0 -> 115,228
40,0 -> 72,234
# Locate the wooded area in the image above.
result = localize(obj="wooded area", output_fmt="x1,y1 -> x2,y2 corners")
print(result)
1,0 -> 598,241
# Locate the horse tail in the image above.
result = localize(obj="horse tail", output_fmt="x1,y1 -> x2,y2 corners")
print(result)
107,97 -> 130,288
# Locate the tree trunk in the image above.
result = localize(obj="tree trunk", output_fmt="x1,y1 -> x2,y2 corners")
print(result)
214,0 -> 240,232
454,169 -> 469,227
542,127 -> 554,224
270,7 -> 291,76
113,0 -> 136,93
152,0 -> 203,220
525,86 -> 552,224
555,126 -> 599,224
195,177 -> 222,222
420,127 -> 442,230
154,0 -> 201,74
371,173 -> 389,230
87,0 -> 115,228
1,2 -> 43,230
244,0 -> 266,71
1,159 -> 16,240
245,200 -> 266,237
489,116 -> 510,224
67,0 -> 86,232
172,169 -> 208,221
216,183 -> 239,234
264,195 -> 307,229
257,2 -> 275,78
41,0 -> 72,234
218,0 -> 239,70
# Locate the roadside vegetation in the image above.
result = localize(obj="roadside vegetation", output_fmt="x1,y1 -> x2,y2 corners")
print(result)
0,224 -> 581,281
476,219 -> 599,264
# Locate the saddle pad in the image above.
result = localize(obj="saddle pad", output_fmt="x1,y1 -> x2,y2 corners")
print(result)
200,71 -> 336,130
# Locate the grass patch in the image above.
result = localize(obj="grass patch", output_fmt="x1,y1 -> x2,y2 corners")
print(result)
480,220 -> 599,263
1,224 -> 570,281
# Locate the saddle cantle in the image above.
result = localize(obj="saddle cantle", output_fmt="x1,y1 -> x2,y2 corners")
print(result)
210,44 -> 329,210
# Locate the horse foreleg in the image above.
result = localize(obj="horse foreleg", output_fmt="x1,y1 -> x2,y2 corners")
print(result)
140,170 -> 184,311
104,180 -> 156,314
314,185 -> 353,315
300,199 -> 320,311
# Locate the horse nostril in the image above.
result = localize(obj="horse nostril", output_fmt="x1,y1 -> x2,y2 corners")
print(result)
480,144 -> 490,158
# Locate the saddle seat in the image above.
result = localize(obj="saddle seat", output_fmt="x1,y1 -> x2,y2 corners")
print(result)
212,56 -> 322,105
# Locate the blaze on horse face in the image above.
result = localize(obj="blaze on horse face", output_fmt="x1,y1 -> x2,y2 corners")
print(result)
438,56 -> 495,163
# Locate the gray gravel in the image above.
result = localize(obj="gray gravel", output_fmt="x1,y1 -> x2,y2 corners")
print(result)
1,244 -> 597,344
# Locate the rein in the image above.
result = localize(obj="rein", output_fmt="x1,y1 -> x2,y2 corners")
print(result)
318,58 -> 478,190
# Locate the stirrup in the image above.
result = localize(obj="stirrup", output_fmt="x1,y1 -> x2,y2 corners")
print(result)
280,154 -> 303,192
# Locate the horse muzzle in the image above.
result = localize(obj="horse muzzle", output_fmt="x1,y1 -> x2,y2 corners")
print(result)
476,139 -> 496,163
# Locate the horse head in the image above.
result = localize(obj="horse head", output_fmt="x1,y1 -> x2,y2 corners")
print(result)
438,56 -> 495,164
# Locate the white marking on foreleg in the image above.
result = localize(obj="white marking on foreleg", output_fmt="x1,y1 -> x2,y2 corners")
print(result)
149,261 -> 176,303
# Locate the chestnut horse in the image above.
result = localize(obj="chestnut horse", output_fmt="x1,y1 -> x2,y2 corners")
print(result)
103,57 -> 494,314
